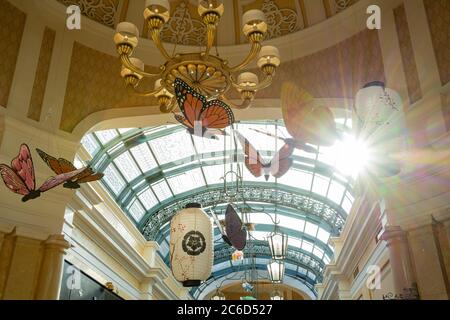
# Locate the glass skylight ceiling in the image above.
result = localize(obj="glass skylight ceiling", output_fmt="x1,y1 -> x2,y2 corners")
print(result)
80,118 -> 356,293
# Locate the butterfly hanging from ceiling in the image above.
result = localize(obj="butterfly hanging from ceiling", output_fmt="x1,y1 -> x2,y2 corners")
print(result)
210,204 -> 247,251
0,144 -> 88,202
249,128 -> 318,154
281,82 -> 337,146
173,78 -> 235,138
36,148 -> 104,189
234,130 -> 294,181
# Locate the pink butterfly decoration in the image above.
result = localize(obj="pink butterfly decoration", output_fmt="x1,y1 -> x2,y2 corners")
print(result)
0,144 -> 87,202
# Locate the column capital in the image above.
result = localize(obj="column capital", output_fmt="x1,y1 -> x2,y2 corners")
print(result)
44,234 -> 71,251
380,226 -> 407,243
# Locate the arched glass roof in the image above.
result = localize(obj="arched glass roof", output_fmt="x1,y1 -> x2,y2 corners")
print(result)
80,118 -> 357,296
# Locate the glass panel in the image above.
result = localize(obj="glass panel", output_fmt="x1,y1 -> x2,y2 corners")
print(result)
278,169 -> 313,191
95,130 -> 118,145
130,143 -> 158,173
304,222 -> 318,237
342,193 -> 353,213
323,255 -> 331,265
308,272 -> 316,281
313,246 -> 324,259
138,188 -> 159,210
167,168 -> 205,194
118,128 -> 133,134
81,134 -> 100,156
317,228 -> 330,244
251,231 -> 269,241
149,131 -> 195,165
193,133 -> 228,154
318,145 -> 336,166
327,179 -> 345,205
278,216 -> 305,232
298,266 -> 307,275
129,200 -> 145,222
213,261 -> 231,273
301,240 -> 313,253
286,263 -> 297,271
201,165 -> 224,185
289,237 -> 302,248
114,152 -> 141,182
103,164 -> 126,195
152,180 -> 172,202
312,174 -> 330,197
159,241 -> 169,257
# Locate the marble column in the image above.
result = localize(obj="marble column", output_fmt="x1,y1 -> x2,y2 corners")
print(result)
35,235 -> 71,300
381,226 -> 418,299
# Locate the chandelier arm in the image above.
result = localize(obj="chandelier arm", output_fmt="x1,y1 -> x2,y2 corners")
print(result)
225,42 -> 262,73
120,55 -> 164,77
220,94 -> 252,110
126,84 -> 164,97
203,24 -> 217,59
231,74 -> 274,92
150,29 -> 173,61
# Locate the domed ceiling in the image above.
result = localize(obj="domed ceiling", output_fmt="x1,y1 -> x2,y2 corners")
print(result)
57,0 -> 359,46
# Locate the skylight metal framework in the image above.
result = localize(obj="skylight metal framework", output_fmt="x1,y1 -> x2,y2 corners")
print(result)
80,119 -> 354,294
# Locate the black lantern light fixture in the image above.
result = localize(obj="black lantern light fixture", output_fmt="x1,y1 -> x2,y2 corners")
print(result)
267,260 -> 285,283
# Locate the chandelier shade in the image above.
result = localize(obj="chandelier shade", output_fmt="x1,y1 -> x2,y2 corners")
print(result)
113,1 -> 280,112
267,260 -> 285,283
270,289 -> 284,300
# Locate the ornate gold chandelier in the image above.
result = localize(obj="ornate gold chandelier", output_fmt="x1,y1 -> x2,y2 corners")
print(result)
113,0 -> 281,113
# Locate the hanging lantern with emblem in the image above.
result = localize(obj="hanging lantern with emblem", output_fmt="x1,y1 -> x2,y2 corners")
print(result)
169,203 -> 213,287
355,81 -> 407,177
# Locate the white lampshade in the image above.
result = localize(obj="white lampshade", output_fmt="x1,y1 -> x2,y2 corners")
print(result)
267,260 -> 285,283
267,230 -> 288,260
120,57 -> 144,79
114,22 -> 139,48
270,289 -> 284,300
242,9 -> 267,37
170,203 -> 213,287
237,72 -> 259,87
198,1 -> 224,17
257,46 -> 281,68
144,0 -> 171,22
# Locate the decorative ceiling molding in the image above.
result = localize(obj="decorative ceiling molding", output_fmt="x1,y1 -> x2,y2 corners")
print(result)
57,0 -> 119,28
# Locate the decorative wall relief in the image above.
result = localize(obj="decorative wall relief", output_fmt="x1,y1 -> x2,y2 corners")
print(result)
160,0 -> 206,46
0,0 -> 26,108
28,28 -> 56,121
261,0 -> 300,39
394,5 -> 422,105
57,0 -> 119,28
423,0 -> 450,86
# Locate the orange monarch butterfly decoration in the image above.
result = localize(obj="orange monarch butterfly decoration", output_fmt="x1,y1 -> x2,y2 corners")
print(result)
281,82 -> 337,146
0,144 -> 88,202
36,148 -> 104,189
173,78 -> 235,138
235,131 -> 294,181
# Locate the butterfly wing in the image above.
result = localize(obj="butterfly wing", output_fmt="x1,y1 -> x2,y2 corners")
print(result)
234,131 -> 265,178
36,148 -> 66,175
200,99 -> 235,129
38,167 -> 88,192
76,172 -> 104,183
302,106 -> 337,146
224,204 -> 247,250
0,164 -> 29,195
10,144 -> 35,192
281,82 -> 316,141
174,114 -> 194,130
174,78 -> 205,127
270,142 -> 294,178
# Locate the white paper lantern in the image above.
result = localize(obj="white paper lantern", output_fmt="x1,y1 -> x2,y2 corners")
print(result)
169,203 -> 213,287
355,81 -> 408,176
